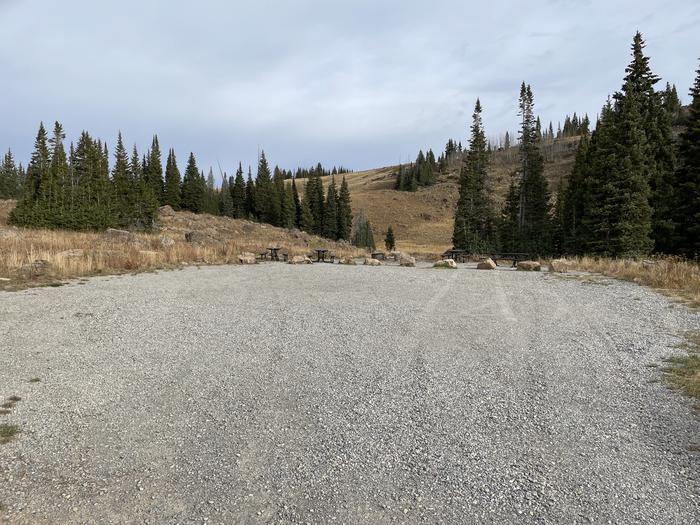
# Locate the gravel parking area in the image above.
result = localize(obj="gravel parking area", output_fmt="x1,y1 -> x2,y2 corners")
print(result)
1,263 -> 698,524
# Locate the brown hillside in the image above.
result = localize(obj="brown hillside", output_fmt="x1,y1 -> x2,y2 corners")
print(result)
297,136 -> 580,255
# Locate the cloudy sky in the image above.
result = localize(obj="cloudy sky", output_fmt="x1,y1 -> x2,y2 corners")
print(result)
1,0 -> 698,175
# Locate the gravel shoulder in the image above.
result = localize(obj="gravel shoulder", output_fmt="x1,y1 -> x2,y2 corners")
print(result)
1,264 -> 698,524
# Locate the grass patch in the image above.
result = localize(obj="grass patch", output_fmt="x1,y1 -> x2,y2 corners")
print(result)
664,332 -> 700,411
7,396 -> 21,402
0,402 -> 14,409
558,256 -> 700,308
0,424 -> 20,444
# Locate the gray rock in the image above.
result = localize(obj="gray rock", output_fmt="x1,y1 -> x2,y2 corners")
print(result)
434,259 -> 457,269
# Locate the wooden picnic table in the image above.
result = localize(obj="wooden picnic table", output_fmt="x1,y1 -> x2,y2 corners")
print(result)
370,251 -> 385,260
268,246 -> 281,261
442,249 -> 466,262
489,252 -> 530,267
314,248 -> 329,262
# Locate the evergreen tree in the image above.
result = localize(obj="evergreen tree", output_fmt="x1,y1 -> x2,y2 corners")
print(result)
282,184 -> 295,229
673,61 -> 700,257
299,199 -> 314,233
499,180 -> 520,252
516,84 -> 551,255
322,177 -> 339,239
384,225 -> 396,251
163,148 -> 182,210
130,145 -> 158,229
202,168 -> 220,215
561,131 -> 591,254
220,174 -> 234,217
291,177 -> 302,228
0,150 -> 19,199
336,176 -> 353,241
144,135 -> 164,204
254,151 -> 274,222
10,123 -> 50,227
231,163 -> 246,218
181,153 -> 205,213
452,99 -> 495,252
244,167 -> 255,219
352,210 -> 375,250
111,132 -> 134,228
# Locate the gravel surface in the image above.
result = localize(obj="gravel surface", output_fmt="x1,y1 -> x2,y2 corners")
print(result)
0,263 -> 698,524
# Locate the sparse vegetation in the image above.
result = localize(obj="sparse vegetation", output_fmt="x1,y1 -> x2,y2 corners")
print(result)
0,424 -> 20,444
559,256 -> 700,307
664,332 -> 700,410
29,378 -> 41,383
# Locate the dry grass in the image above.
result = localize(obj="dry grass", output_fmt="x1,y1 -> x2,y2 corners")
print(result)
0,200 -> 366,290
0,424 -> 20,445
557,256 -> 700,308
664,332 -> 700,412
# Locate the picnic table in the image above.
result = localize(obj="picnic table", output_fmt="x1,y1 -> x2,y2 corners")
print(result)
442,249 -> 466,262
314,248 -> 329,262
371,251 -> 385,261
489,252 -> 530,268
268,246 -> 281,262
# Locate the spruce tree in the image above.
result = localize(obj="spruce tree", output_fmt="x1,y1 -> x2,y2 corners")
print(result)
130,145 -> 158,229
322,177 -> 339,239
254,151 -> 273,222
10,123 -> 50,227
299,199 -> 314,233
163,149 -> 182,210
231,163 -> 246,218
220,174 -> 234,217
291,177 -> 302,228
384,225 -> 396,251
336,176 -> 353,241
111,132 -> 133,228
144,135 -> 164,204
673,61 -> 700,257
181,153 -> 205,212
452,99 -> 495,253
561,131 -> 591,254
0,150 -> 19,199
244,167 -> 255,219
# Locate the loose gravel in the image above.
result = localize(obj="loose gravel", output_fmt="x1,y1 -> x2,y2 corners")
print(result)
0,263 -> 698,524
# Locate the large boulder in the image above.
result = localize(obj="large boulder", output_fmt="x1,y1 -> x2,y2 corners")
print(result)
21,259 -> 50,277
433,259 -> 457,269
477,258 -> 497,270
339,256 -> 357,265
399,255 -> 416,267
517,260 -> 541,272
549,258 -> 572,273
159,205 -> 176,217
364,257 -> 382,266
238,252 -> 257,265
103,228 -> 132,242
289,255 -> 313,265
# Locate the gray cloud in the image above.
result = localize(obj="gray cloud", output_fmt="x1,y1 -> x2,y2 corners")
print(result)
0,0 -> 698,173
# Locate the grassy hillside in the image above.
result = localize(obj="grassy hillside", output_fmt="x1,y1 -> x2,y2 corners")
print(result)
0,200 -> 364,290
297,136 -> 581,255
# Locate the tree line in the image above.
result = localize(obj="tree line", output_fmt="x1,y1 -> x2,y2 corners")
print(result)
4,126 -> 357,243
452,32 -> 699,259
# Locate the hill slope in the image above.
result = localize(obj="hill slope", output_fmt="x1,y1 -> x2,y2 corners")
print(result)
297,136 -> 580,254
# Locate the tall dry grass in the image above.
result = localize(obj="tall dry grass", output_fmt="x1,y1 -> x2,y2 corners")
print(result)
0,201 -> 366,290
555,256 -> 700,308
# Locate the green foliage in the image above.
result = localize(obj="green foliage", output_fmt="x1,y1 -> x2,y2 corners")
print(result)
395,149 -> 437,191
0,149 -> 20,199
384,225 -> 395,251
452,99 -> 496,253
231,163 -> 247,219
163,149 -> 182,210
336,176 -> 352,241
302,171 -> 325,234
322,177 -> 339,239
673,61 -> 700,257
352,210 -> 375,250
181,152 -> 205,213
144,136 -> 164,204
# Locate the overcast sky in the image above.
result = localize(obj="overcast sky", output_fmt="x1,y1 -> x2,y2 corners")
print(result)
1,0 -> 698,175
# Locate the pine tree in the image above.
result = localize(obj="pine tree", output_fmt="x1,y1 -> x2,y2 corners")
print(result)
282,184 -> 295,229
163,149 -> 181,210
336,176 -> 353,241
452,99 -> 495,253
499,180 -> 520,252
299,199 -> 314,232
0,150 -> 19,199
144,135 -> 164,204
254,151 -> 273,222
231,163 -> 246,218
130,145 -> 158,229
561,131 -> 591,254
673,61 -> 700,257
322,177 -> 339,239
291,177 -> 302,228
516,84 -> 551,255
10,123 -> 50,227
181,153 -> 205,213
384,225 -> 396,251
220,174 -> 234,217
244,167 -> 255,219
111,132 -> 134,228
202,168 -> 219,215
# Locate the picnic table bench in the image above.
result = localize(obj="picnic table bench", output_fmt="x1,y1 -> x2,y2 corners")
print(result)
442,249 -> 467,263
371,251 -> 386,260
488,252 -> 531,267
